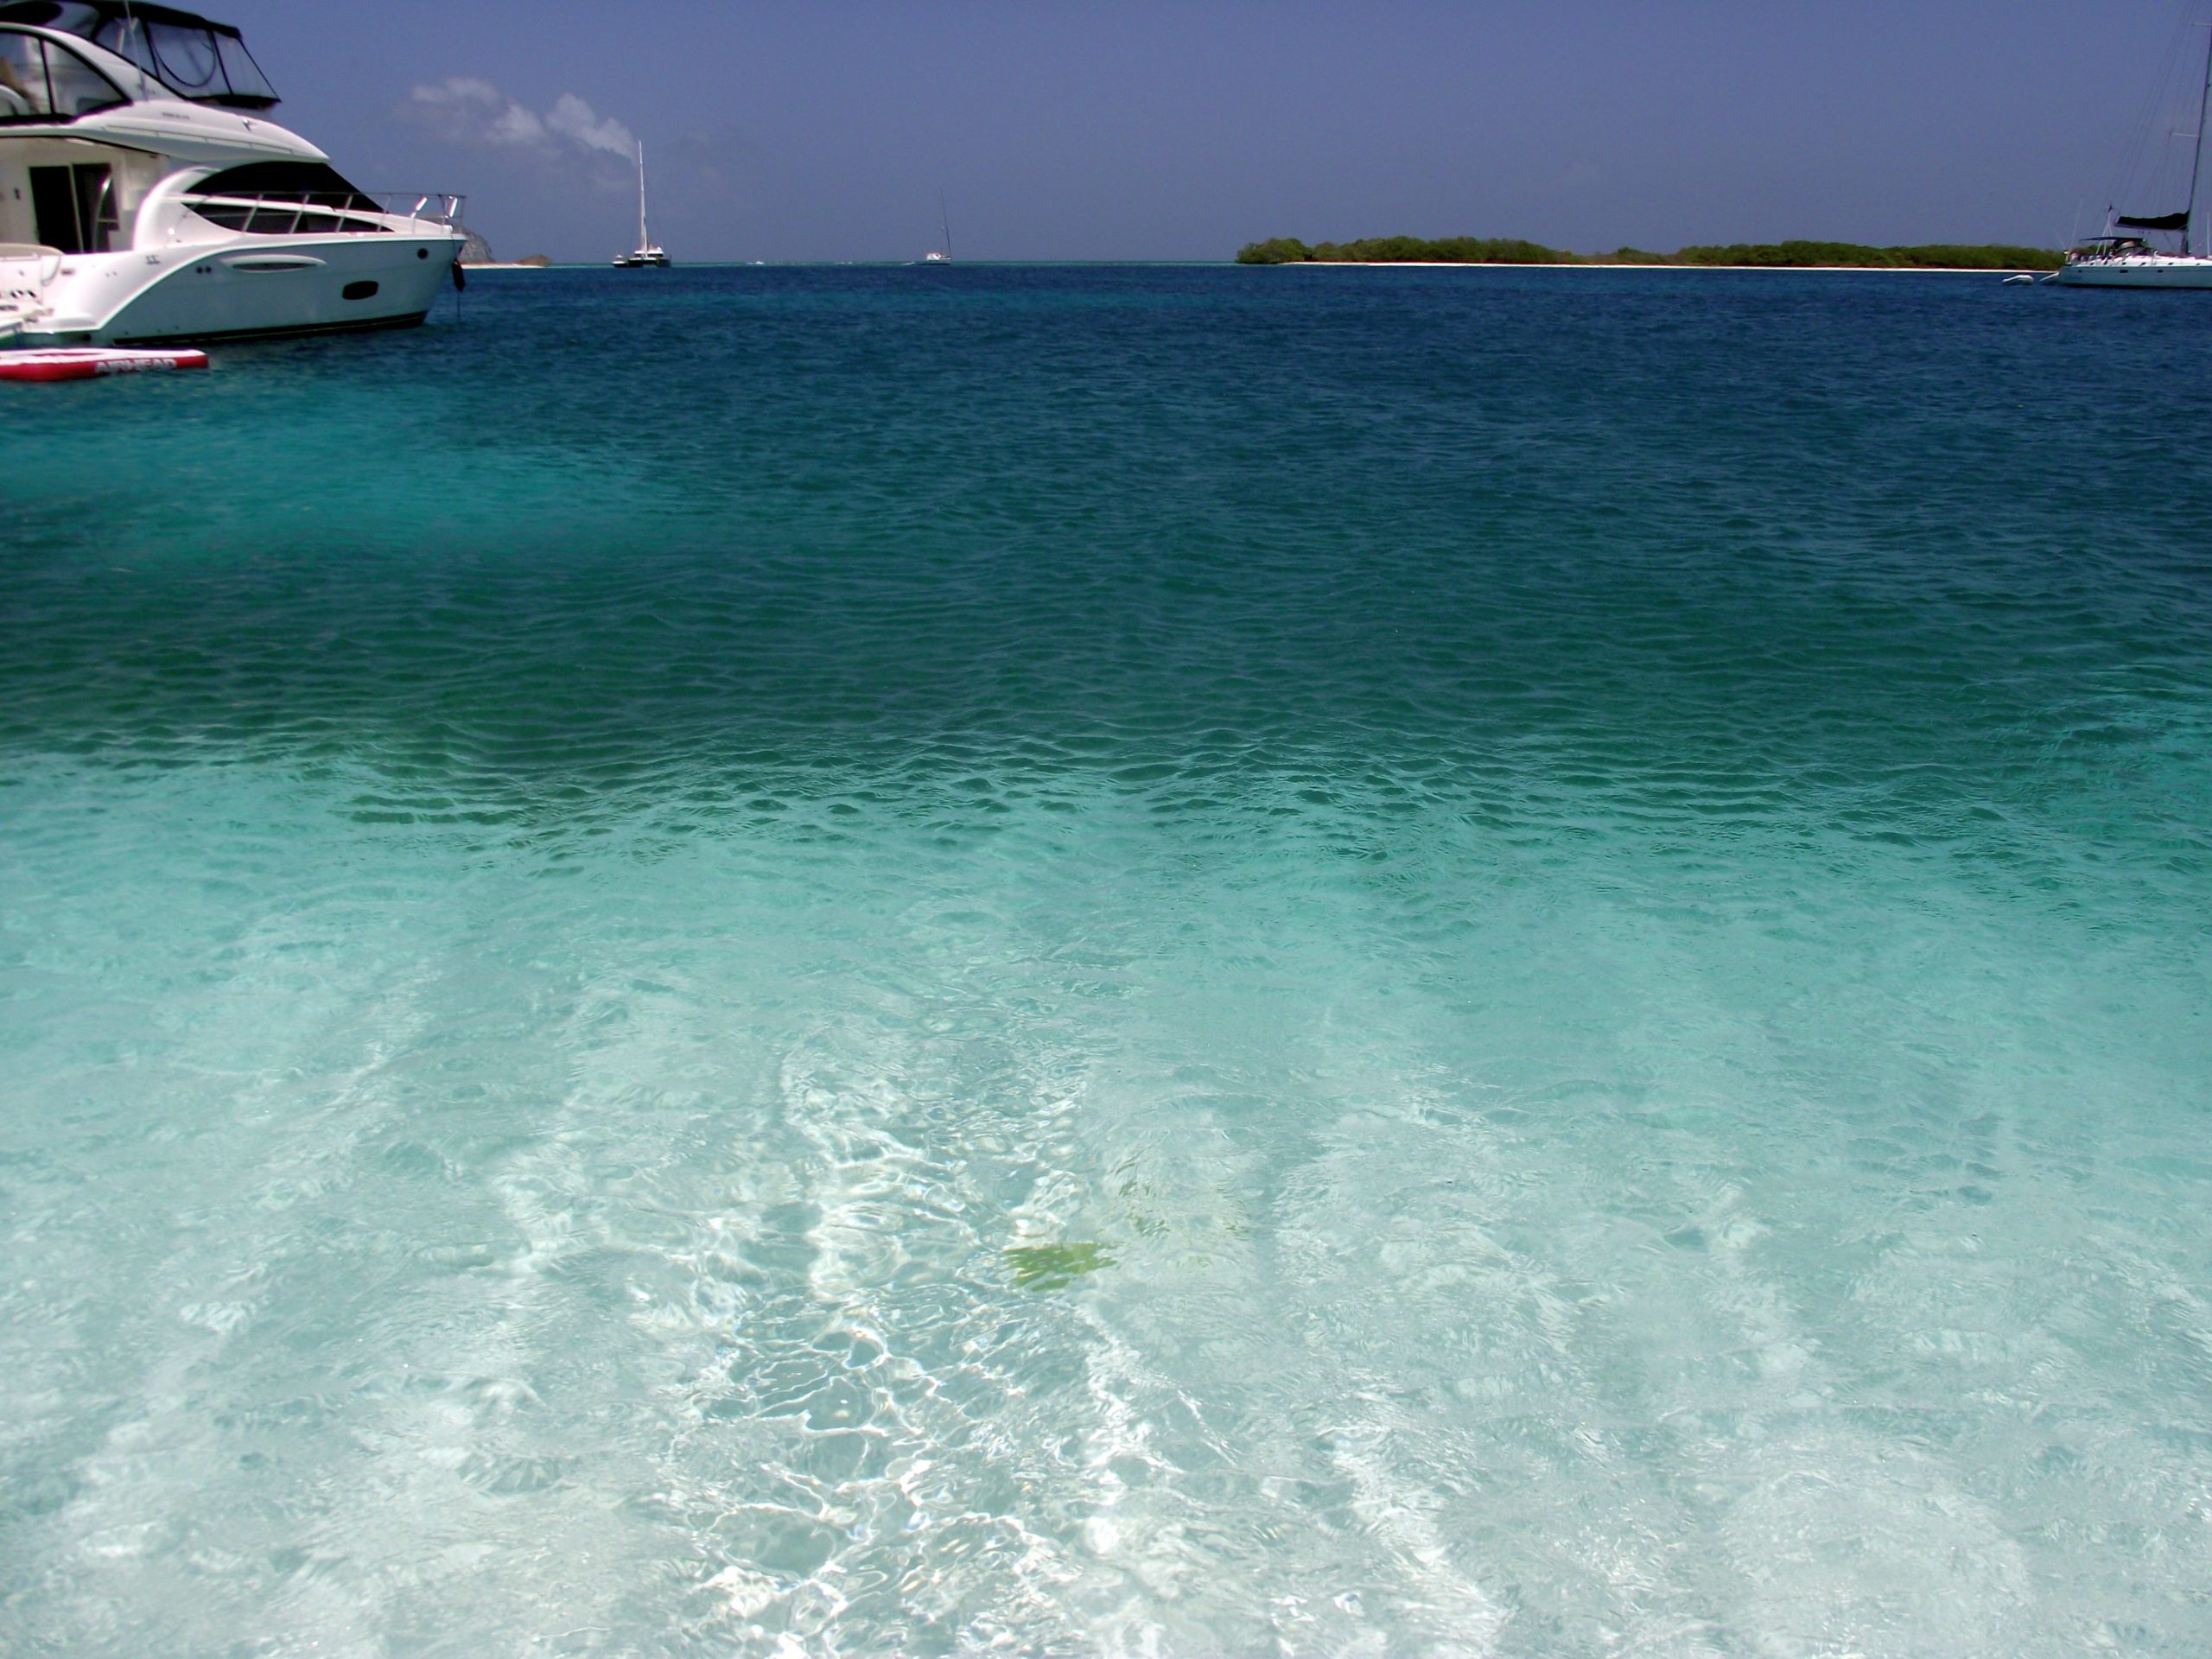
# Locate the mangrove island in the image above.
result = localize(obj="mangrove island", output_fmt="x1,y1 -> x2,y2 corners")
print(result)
1236,236 -> 2063,270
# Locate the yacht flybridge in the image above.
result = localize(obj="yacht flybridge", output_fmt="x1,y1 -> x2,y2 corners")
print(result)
0,1 -> 464,346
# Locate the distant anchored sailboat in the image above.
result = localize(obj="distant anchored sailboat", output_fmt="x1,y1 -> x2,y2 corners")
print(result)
613,141 -> 671,269
2056,16 -> 2212,287
921,197 -> 952,264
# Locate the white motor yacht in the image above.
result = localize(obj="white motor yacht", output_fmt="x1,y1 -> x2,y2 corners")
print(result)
0,1 -> 464,346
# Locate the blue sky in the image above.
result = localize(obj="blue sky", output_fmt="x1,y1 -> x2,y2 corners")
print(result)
219,1 -> 2206,261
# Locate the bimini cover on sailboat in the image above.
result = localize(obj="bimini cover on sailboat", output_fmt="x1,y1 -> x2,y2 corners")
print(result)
2116,209 -> 2192,231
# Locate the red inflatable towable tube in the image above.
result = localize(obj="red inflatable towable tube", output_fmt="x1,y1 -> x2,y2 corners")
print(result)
0,347 -> 211,384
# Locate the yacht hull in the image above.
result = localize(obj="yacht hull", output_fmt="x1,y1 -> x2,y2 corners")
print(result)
20,234 -> 461,346
2053,257 -> 2212,289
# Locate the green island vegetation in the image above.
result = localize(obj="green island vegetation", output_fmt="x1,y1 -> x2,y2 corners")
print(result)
1236,236 -> 2063,270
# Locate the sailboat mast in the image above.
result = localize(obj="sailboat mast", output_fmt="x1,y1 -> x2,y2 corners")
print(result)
637,141 -> 650,251
2190,20 -> 2212,255
940,195 -> 951,261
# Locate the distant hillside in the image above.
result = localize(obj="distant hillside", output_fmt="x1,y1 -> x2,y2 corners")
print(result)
455,229 -> 554,269
1236,237 -> 2063,270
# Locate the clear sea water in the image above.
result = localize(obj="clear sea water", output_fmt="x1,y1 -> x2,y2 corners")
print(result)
4,264 -> 2211,1657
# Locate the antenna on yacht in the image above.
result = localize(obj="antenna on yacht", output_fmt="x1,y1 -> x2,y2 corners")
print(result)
117,0 -> 152,99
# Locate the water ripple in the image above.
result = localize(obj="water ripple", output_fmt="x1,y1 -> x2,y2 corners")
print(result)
3,268 -> 2211,1655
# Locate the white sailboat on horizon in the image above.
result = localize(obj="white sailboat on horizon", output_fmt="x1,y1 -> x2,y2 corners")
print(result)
921,196 -> 951,263
613,140 -> 671,269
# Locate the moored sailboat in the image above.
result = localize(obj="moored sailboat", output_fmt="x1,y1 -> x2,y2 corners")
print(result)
613,140 -> 668,269
2056,13 -> 2212,287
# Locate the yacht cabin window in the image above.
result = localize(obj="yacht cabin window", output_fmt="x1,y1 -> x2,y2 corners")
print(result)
143,19 -> 214,92
0,26 -> 124,119
210,30 -> 261,100
181,161 -> 392,237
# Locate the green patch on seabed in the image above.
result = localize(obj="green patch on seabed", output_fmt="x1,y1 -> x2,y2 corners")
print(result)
1005,1241 -> 1114,1290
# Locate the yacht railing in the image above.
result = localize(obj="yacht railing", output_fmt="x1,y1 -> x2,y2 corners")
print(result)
180,191 -> 467,237
368,192 -> 467,230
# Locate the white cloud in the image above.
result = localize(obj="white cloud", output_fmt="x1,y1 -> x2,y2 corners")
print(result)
544,93 -> 635,158
408,77 -> 633,160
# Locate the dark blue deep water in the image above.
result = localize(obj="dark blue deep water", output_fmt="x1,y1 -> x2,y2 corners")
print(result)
4,265 -> 2212,1656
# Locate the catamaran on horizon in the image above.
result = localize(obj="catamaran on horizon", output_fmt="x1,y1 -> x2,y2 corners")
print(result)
613,139 -> 668,269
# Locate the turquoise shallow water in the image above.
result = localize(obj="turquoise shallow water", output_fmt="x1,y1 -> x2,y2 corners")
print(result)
4,265 -> 2211,1656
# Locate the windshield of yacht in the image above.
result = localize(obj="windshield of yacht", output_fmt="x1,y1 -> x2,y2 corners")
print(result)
0,25 -> 124,119
0,1 -> 276,108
